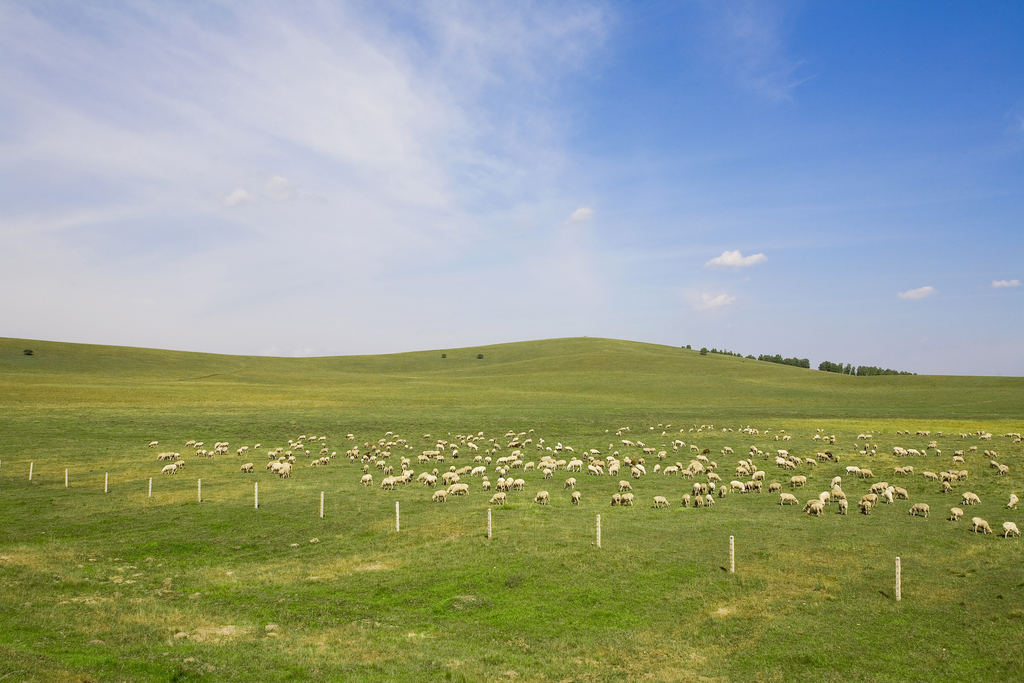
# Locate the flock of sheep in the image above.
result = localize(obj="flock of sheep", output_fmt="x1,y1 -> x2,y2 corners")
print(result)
147,424 -> 1021,538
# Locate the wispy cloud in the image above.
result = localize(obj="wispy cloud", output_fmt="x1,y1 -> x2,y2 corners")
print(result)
265,176 -> 295,202
992,279 -> 1020,288
694,292 -> 736,311
705,250 -> 767,268
223,188 -> 255,207
898,286 -> 936,300
567,207 -> 593,222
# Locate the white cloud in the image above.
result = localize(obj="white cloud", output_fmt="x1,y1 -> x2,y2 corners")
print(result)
265,176 -> 294,202
568,207 -> 593,222
223,188 -> 255,207
694,292 -> 736,311
992,279 -> 1020,288
898,286 -> 935,300
705,250 -> 767,268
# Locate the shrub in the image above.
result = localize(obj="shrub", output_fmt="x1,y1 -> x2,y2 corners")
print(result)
477,354 -> 484,359
441,354 -> 446,359
23,349 -> 33,356
699,348 -> 708,356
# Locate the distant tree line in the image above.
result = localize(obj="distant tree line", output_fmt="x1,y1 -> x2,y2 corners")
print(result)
818,361 -> 915,376
757,353 -> 811,369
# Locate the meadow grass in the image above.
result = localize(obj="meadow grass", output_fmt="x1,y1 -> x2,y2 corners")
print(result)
0,336 -> 1022,682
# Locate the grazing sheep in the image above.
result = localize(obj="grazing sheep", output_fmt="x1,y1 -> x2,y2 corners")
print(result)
533,490 -> 550,505
161,463 -> 178,475
432,490 -> 448,503
240,463 -> 254,473
858,469 -> 874,479
922,471 -> 940,481
831,476 -> 842,488
768,482 -> 782,493
563,477 -> 577,490
837,499 -> 849,515
705,494 -> 715,507
620,492 -> 634,506
618,480 -> 632,492
1008,493 -> 1019,510
961,492 -> 981,506
718,485 -> 729,498
1003,522 -> 1021,538
359,473 -> 373,486
610,493 -> 622,506
779,493 -> 799,506
448,483 -> 469,496
818,491 -> 831,506
682,494 -> 691,507
653,496 -> 670,508
380,476 -> 396,490
949,507 -> 964,521
893,486 -> 909,500
971,517 -> 993,534
789,475 -> 807,488
693,494 -> 705,508
513,479 -> 525,491
489,492 -> 506,505
804,500 -> 825,516
908,503 -> 930,518
571,491 -> 582,505
858,499 -> 873,515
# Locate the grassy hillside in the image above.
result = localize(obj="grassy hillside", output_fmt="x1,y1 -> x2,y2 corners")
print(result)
0,337 -> 1021,682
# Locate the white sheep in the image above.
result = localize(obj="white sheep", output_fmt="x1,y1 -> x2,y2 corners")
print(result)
804,499 -> 824,516
1003,521 -> 1021,538
949,507 -> 963,521
705,494 -> 715,507
620,492 -> 634,506
837,499 -> 849,515
160,463 -> 178,475
448,483 -> 469,496
360,474 -> 373,486
489,492 -> 506,505
618,480 -> 632,492
240,463 -> 254,473
533,490 -> 550,505
908,502 -> 930,518
1008,493 -> 1019,510
961,492 -> 981,506
432,490 -> 447,503
563,477 -> 576,490
858,499 -> 873,515
789,475 -> 807,488
779,493 -> 799,505
571,491 -> 582,505
610,493 -> 622,506
971,517 -> 992,534
653,496 -> 669,508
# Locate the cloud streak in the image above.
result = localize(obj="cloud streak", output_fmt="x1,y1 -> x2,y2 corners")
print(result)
898,286 -> 936,300
693,292 -> 736,311
705,250 -> 767,268
992,279 -> 1020,288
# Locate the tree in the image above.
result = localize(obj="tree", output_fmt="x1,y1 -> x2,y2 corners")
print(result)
699,347 -> 708,356
477,353 -> 484,359
23,349 -> 33,356
441,354 -> 446,358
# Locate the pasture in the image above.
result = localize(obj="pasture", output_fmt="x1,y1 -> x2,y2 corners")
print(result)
1,336 -> 1022,682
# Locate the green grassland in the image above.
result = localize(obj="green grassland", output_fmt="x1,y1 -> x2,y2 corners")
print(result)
0,336 -> 1022,682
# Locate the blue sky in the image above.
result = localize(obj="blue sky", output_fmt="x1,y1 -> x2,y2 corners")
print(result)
1,1 -> 1022,375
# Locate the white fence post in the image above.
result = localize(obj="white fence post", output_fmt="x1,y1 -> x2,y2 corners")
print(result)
320,491 -> 324,519
896,556 -> 902,601
148,477 -> 152,498
29,462 -> 33,481
487,508 -> 492,539
254,482 -> 259,509
198,478 -> 202,503
104,472 -> 108,494
596,514 -> 602,548
730,535 -> 735,573
395,501 -> 400,532
65,468 -> 68,488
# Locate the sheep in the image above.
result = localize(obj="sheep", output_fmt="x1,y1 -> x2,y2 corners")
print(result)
161,463 -> 178,475
779,493 -> 799,506
1003,522 -> 1021,538
380,476 -> 396,490
705,494 -> 715,507
571,491 -> 582,505
961,492 -> 981,506
149,441 -> 159,448
768,482 -> 782,493
908,503 -> 930,518
858,499 -> 873,515
971,517 -> 993,534
869,481 -> 890,495
949,507 -> 964,521
448,483 -> 469,496
240,463 -> 254,473
818,491 -> 831,506
513,478 -> 525,491
718,485 -> 729,498
618,480 -> 632,492
653,496 -> 670,508
432,490 -> 448,503
682,494 -> 691,507
620,492 -> 634,506
610,493 -> 622,506
1008,493 -> 1019,510
533,490 -> 550,505
996,464 -> 1010,476
837,499 -> 849,515
804,500 -> 825,516
922,471 -> 940,481
489,492 -> 506,505
858,468 -> 874,479
277,463 -> 292,478
789,475 -> 807,488
563,477 -> 577,490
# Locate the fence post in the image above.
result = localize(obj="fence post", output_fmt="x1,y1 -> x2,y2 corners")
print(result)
148,477 -> 152,498
730,535 -> 735,573
596,514 -> 602,548
896,556 -> 902,601
65,468 -> 69,488
396,501 -> 400,532
487,508 -> 492,539
29,462 -> 33,481
254,482 -> 259,509
104,472 -> 108,494
198,478 -> 202,503
320,491 -> 324,519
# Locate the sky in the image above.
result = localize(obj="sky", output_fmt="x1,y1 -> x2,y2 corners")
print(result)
1,1 -> 1022,375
